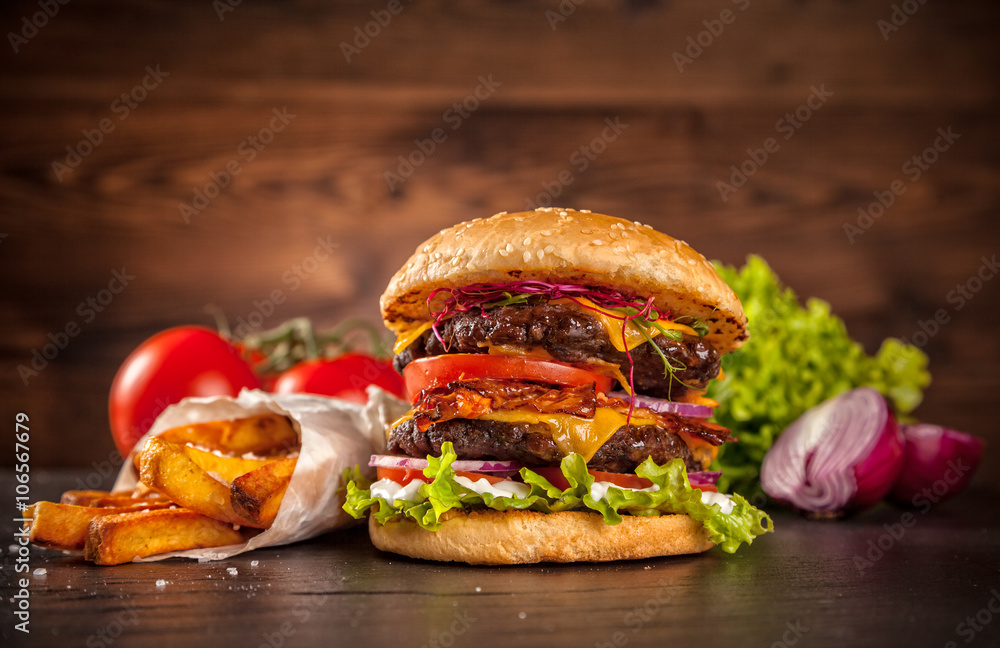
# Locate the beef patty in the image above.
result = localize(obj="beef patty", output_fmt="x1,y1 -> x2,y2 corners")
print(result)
393,303 -> 720,399
387,417 -> 717,474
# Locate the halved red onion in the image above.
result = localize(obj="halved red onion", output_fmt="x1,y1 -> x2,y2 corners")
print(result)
607,392 -> 713,419
687,471 -> 722,487
369,454 -> 524,474
760,387 -> 903,516
888,424 -> 985,507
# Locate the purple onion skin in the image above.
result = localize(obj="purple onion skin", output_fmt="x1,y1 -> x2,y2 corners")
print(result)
849,411 -> 904,512
888,424 -> 986,507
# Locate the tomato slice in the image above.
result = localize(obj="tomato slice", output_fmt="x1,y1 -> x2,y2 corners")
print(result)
377,466 -> 507,486
587,469 -> 653,489
403,354 -> 614,400
697,485 -> 719,493
376,466 -> 429,486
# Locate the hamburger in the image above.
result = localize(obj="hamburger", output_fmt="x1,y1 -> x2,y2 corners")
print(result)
345,208 -> 772,563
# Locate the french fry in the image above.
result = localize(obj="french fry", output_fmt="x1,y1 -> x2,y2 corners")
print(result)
231,457 -> 297,528
25,500 -> 172,551
137,436 -> 251,526
155,414 -> 298,456
182,444 -> 276,483
84,508 -> 246,565
60,490 -> 168,508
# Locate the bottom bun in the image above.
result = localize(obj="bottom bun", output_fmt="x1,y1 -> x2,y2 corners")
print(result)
368,509 -> 714,565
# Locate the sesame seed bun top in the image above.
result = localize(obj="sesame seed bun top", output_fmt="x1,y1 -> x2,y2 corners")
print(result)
380,208 -> 748,354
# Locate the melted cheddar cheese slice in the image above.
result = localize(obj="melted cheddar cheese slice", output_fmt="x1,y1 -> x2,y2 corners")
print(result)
391,298 -> 698,356
480,407 -> 660,462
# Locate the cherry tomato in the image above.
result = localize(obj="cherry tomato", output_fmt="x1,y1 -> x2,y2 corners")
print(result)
109,327 -> 260,458
273,353 -> 405,403
376,466 -> 507,486
531,466 -> 653,490
402,354 -> 614,401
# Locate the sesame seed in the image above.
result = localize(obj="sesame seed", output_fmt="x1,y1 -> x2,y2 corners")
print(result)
580,209 -> 592,213
498,248 -> 509,257
540,230 -> 552,236
433,252 -> 442,260
523,236 -> 532,245
496,211 -> 508,216
592,240 -> 604,246
506,243 -> 514,252
422,245 -> 432,253
544,245 -> 555,254
558,210 -> 568,217
456,248 -> 464,256
621,231 -> 629,238
523,251 -> 532,263
537,249 -> 545,260
514,216 -> 525,222
580,228 -> 592,234
614,246 -> 627,254
608,232 -> 619,240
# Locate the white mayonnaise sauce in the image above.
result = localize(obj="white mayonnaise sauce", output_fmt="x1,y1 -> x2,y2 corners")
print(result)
370,478 -> 425,503
589,481 -> 661,501
454,476 -> 531,499
700,490 -> 735,514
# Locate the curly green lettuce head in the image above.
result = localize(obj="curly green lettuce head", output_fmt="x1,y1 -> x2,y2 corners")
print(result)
707,255 -> 931,495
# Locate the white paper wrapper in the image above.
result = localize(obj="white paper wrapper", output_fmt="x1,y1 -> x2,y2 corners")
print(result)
112,387 -> 408,562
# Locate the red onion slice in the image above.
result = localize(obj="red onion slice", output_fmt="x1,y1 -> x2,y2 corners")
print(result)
369,454 -> 524,473
760,387 -> 903,516
687,471 -> 722,487
888,424 -> 985,506
607,392 -> 714,419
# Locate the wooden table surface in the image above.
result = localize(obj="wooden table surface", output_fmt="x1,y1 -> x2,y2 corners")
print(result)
3,471 -> 999,648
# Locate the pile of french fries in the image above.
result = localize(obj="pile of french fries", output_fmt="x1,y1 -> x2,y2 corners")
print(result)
25,413 -> 299,565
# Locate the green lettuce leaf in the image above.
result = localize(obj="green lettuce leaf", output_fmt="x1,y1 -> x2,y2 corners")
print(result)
343,442 -> 773,554
707,255 -> 931,496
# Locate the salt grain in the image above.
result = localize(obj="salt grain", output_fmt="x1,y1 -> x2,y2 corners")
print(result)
33,568 -> 47,577
518,612 -> 527,619
251,560 -> 259,567
227,567 -> 238,576
155,579 -> 167,588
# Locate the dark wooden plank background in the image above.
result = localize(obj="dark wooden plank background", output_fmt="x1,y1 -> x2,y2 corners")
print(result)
1,0 -> 998,486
